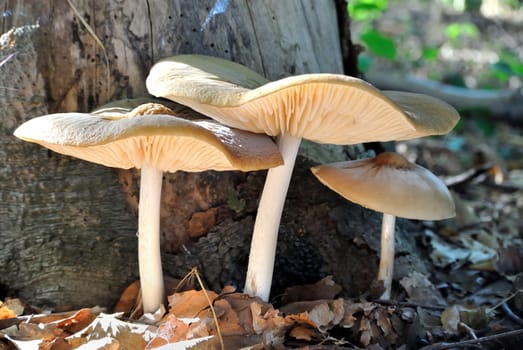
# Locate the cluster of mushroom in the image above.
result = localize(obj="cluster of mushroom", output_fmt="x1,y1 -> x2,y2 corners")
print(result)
145,55 -> 459,301
14,54 -> 459,313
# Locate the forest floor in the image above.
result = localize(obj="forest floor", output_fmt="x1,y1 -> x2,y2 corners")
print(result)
1,2 -> 523,350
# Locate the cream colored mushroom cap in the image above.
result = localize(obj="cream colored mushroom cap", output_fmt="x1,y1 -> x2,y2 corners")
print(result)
146,54 -> 460,144
311,152 -> 455,220
13,104 -> 283,172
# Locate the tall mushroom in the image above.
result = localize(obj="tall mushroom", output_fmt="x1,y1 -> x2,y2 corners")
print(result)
13,102 -> 283,313
146,54 -> 460,301
311,152 -> 455,299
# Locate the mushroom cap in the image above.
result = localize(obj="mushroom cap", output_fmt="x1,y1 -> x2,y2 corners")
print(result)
14,103 -> 283,172
92,97 -> 205,121
146,54 -> 460,144
310,152 -> 455,220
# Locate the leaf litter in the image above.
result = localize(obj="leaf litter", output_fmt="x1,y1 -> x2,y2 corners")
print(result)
2,109 -> 523,349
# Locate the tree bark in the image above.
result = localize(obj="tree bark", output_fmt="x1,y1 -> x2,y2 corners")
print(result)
0,0 -> 425,309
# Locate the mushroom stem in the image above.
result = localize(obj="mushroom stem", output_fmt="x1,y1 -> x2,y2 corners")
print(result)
244,134 -> 302,301
378,213 -> 396,300
138,163 -> 165,313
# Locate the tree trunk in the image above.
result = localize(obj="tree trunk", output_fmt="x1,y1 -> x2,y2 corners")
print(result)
0,0 -> 425,309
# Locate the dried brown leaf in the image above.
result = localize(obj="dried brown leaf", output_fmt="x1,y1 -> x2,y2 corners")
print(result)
359,317 -> 372,347
341,301 -> 375,329
282,276 -> 342,304
219,293 -> 258,334
375,308 -> 393,336
288,325 -> 315,341
3,299 -> 23,316
400,272 -> 446,306
168,290 -> 218,318
307,298 -> 345,330
18,321 -> 60,340
66,313 -> 153,350
441,305 -> 460,334
54,308 -> 97,334
146,314 -> 190,349
114,280 -> 140,316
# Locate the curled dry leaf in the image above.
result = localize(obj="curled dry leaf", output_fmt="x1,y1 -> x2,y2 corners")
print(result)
66,313 -> 156,350
145,314 -> 191,349
340,301 -> 402,347
168,290 -> 219,318
2,299 -> 23,317
0,301 -> 16,320
282,276 -> 342,304
441,304 -> 489,334
399,272 -> 447,307
114,280 -> 141,317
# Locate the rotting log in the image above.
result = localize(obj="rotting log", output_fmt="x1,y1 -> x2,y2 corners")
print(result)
0,0 -> 426,308
366,71 -> 523,123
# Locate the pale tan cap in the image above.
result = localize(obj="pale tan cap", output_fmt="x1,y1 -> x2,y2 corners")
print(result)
146,55 -> 460,144
14,103 -> 283,172
311,152 -> 455,220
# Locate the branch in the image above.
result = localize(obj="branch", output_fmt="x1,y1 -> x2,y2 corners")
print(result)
365,71 -> 523,122
418,328 -> 523,350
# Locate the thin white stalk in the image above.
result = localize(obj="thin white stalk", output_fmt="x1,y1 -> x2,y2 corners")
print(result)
244,134 -> 302,301
138,163 -> 164,313
378,213 -> 396,300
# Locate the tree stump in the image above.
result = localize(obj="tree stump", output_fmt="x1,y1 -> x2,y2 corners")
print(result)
0,0 -> 426,309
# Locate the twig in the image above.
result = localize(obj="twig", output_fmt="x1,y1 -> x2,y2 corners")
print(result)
191,268 -> 225,350
418,328 -> 523,350
174,268 -> 225,350
373,299 -> 446,311
366,71 -> 523,121
502,302 -> 523,327
458,322 -> 478,340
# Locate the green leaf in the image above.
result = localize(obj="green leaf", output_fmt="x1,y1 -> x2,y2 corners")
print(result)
347,0 -> 388,21
491,61 -> 513,78
475,114 -> 496,138
422,47 -> 439,61
497,50 -> 523,77
445,22 -> 479,41
360,30 -> 397,60
357,54 -> 373,73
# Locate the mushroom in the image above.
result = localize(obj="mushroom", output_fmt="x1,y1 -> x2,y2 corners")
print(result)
146,54 -> 460,301
311,152 -> 455,299
13,102 -> 283,313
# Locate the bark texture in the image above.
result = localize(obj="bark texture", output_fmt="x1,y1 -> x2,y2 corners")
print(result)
0,0 -> 425,308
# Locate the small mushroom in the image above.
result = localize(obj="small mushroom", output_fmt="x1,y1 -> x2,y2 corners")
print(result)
14,102 -> 283,313
311,152 -> 455,299
146,54 -> 460,301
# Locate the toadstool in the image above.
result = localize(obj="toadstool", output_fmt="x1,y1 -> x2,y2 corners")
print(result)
146,54 -> 460,301
311,152 -> 455,299
13,102 -> 283,313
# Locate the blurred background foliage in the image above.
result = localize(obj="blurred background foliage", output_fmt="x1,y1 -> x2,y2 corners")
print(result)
348,0 -> 523,90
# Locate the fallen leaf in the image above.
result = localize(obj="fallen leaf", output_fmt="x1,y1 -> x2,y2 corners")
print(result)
288,325 -> 315,341
441,305 -> 460,334
0,301 -> 16,320
146,314 -> 191,349
359,317 -> 372,347
400,272 -> 446,307
306,298 -> 345,330
375,307 -> 393,336
3,299 -> 23,317
219,293 -> 258,334
282,276 -> 342,304
168,290 -> 218,318
212,298 -> 243,336
114,280 -> 140,316
66,313 -> 155,350
54,308 -> 97,334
